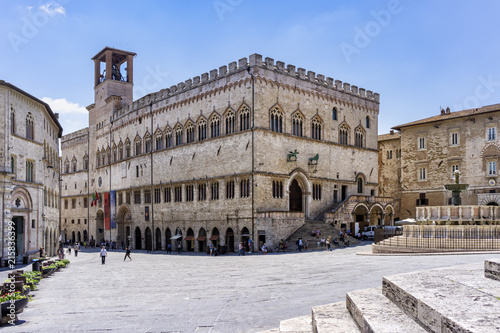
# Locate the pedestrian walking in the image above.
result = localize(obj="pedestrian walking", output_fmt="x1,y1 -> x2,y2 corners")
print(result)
209,243 -> 214,256
74,242 -> 80,257
277,239 -> 284,253
100,246 -> 107,264
248,238 -> 253,253
124,247 -> 132,261
326,236 -> 331,251
57,246 -> 64,259
238,242 -> 245,256
167,243 -> 172,254
67,244 -> 72,255
298,238 -> 303,252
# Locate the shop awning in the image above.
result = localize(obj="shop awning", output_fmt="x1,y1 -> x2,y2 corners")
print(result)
170,234 -> 182,240
184,236 -> 194,241
196,236 -> 206,241
209,235 -> 219,241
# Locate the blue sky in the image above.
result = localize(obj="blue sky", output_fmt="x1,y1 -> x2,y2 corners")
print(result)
1,0 -> 500,135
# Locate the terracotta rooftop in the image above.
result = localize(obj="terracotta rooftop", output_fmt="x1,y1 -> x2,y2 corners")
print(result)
392,103 -> 500,131
378,132 -> 401,141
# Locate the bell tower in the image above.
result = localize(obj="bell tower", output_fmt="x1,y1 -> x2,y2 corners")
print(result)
91,47 -> 136,116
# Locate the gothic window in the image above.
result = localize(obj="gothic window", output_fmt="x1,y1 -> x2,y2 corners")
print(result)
196,120 -> 205,142
144,133 -> 152,153
311,117 -> 322,140
240,179 -> 250,198
96,150 -> 100,168
354,126 -> 365,148
272,180 -> 283,199
105,147 -> 110,165
186,185 -> 194,202
65,158 -> 70,173
226,180 -> 235,199
144,190 -> 151,204
175,126 -> 183,146
164,187 -> 171,203
339,123 -> 349,145
26,160 -> 34,182
11,107 -> 15,134
71,157 -> 77,172
118,142 -> 124,160
165,129 -> 173,148
225,109 -> 235,134
270,106 -> 283,133
211,182 -> 219,200
292,112 -> 303,137
26,112 -> 34,140
10,155 -> 16,175
155,132 -> 163,150
357,178 -> 363,194
135,136 -> 142,155
240,106 -> 250,131
332,107 -> 338,121
154,188 -> 161,203
112,144 -> 117,162
313,184 -> 322,200
174,186 -> 182,202
125,139 -> 131,158
210,115 -> 220,138
198,183 -> 207,201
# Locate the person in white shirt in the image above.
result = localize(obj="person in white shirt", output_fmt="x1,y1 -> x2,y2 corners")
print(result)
100,246 -> 107,264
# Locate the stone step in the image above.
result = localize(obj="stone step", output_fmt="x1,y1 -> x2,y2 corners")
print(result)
485,258 -> 500,281
279,315 -> 312,333
346,287 -> 426,333
311,301 -> 360,333
382,263 -> 500,333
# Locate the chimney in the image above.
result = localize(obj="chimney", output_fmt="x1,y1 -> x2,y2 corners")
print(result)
390,130 -> 394,135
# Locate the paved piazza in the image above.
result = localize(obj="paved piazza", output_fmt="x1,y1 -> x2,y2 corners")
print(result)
1,244 -> 498,332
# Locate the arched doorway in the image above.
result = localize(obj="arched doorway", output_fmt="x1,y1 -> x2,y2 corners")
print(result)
135,227 -> 142,250
117,206 -> 131,249
96,210 -> 105,244
12,217 -> 24,262
77,231 -> 81,243
241,227 -> 250,251
226,228 -> 235,252
197,228 -> 207,253
165,228 -> 172,251
155,228 -> 162,250
173,228 -> 183,252
289,179 -> 303,212
210,227 -> 220,250
83,230 -> 88,242
145,227 -> 152,251
186,228 -> 194,251
45,228 -> 49,256
72,231 -> 76,244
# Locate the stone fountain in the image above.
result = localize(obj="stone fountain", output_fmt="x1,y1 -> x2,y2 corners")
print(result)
444,170 -> 469,206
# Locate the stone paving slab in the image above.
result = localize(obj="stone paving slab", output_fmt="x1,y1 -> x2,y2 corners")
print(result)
311,302 -> 360,333
0,245 -> 498,332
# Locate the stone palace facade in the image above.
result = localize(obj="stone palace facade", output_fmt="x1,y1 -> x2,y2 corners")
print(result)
60,47 -> 388,252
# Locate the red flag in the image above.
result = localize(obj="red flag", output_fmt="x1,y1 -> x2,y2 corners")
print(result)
96,191 -> 99,201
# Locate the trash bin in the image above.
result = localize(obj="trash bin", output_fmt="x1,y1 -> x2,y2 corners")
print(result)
32,259 -> 42,272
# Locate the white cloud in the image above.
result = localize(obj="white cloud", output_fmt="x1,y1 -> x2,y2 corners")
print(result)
39,2 -> 66,16
41,97 -> 87,115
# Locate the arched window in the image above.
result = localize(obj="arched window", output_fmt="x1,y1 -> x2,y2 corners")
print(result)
134,136 -> 142,155
71,157 -> 77,172
144,133 -> 152,153
339,123 -> 349,145
83,154 -> 89,170
26,160 -> 34,182
165,128 -> 172,148
196,120 -> 205,142
355,126 -> 365,148
225,109 -> 235,134
366,116 -> 370,128
332,107 -> 338,121
292,112 -> 303,137
155,132 -> 163,150
106,147 -> 111,164
175,125 -> 183,146
26,112 -> 34,140
240,106 -> 250,131
10,106 -> 15,134
357,177 -> 363,194
118,142 -> 123,160
270,107 -> 283,133
64,158 -> 70,173
311,117 -> 322,140
125,139 -> 131,158
210,115 -> 220,138
112,144 -> 117,162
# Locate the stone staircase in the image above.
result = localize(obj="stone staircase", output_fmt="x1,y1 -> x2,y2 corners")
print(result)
261,258 -> 500,332
283,220 -> 359,252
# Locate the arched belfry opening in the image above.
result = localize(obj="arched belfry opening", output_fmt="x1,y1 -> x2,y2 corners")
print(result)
289,179 -> 303,212
91,47 -> 136,109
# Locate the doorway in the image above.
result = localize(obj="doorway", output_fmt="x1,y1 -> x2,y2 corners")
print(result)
341,185 -> 347,202
289,179 -> 303,212
145,227 -> 152,251
12,217 -> 24,263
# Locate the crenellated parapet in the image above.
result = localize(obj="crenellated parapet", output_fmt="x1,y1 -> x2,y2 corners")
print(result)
112,53 -> 379,121
61,127 -> 89,141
